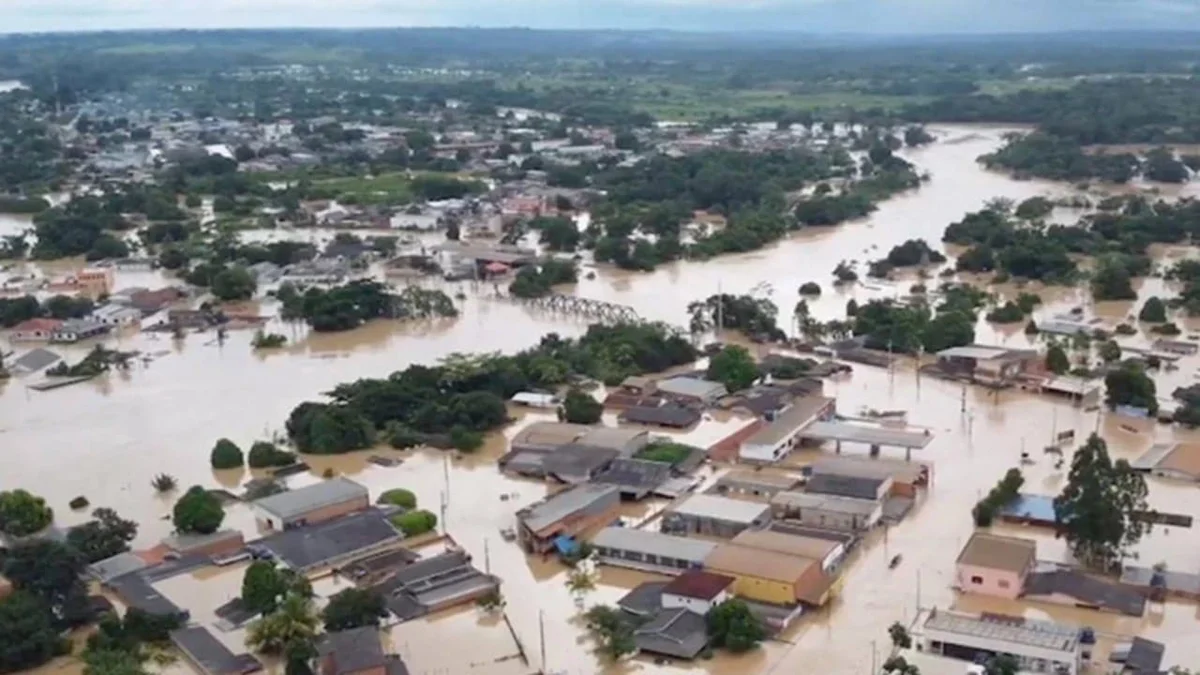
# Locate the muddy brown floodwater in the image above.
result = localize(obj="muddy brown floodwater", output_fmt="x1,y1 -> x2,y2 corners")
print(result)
7,125 -> 1200,674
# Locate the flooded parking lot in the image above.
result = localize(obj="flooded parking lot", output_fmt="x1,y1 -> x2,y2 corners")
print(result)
7,125 -> 1200,674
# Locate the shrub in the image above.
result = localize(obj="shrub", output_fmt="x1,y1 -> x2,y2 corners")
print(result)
390,509 -> 437,536
210,439 -> 244,469
378,489 -> 417,510
247,442 -> 296,469
1151,322 -> 1182,336
798,282 -> 821,296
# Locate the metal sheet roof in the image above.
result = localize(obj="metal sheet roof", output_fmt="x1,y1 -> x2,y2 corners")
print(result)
592,526 -> 717,562
666,493 -> 772,524
801,421 -> 933,449
251,477 -> 368,521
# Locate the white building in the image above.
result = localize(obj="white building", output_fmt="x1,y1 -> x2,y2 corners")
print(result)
660,570 -> 734,614
739,395 -> 835,463
90,304 -> 142,326
920,608 -> 1084,675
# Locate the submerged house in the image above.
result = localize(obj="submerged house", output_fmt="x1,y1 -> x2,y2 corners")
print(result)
516,484 -> 621,554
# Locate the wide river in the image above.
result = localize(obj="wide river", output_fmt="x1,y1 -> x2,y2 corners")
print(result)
5,124 -> 1200,675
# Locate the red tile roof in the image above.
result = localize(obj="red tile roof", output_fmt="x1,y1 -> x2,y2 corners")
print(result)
11,318 -> 63,333
662,570 -> 735,600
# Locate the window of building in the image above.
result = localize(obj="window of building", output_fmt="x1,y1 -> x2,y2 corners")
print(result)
998,580 -> 1010,589
970,575 -> 983,584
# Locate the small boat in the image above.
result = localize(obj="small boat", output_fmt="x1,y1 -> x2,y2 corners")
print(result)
889,554 -> 903,569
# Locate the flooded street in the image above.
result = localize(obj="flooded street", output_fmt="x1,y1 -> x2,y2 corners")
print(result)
7,124 -> 1200,674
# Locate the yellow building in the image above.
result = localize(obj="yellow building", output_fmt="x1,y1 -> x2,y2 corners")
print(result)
704,543 -> 826,606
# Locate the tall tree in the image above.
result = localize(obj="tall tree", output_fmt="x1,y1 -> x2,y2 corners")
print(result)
246,594 -> 319,656
241,562 -> 290,615
706,345 -> 759,392
320,589 -> 386,632
0,489 -> 53,537
706,599 -> 766,653
67,508 -> 138,564
2,540 -> 90,627
1054,434 -> 1149,570
0,591 -> 65,674
172,486 -> 225,535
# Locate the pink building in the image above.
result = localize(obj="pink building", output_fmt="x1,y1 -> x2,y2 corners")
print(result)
954,532 -> 1036,599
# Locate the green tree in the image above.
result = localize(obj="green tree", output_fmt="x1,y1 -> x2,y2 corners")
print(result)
241,562 -> 289,615
247,442 -> 296,469
1105,360 -> 1157,412
246,594 -> 319,657
0,489 -> 53,537
706,599 -> 766,653
560,388 -> 603,424
583,605 -> 636,661
1098,340 -> 1122,364
2,540 -> 90,627
1053,434 -> 1149,570
210,439 -> 244,469
985,654 -> 1020,675
1139,296 -> 1168,322
378,488 -> 417,510
706,345 -> 759,392
1045,344 -> 1070,375
211,266 -> 257,301
66,508 -> 137,564
389,509 -> 437,536
172,486 -> 225,535
1091,255 -> 1137,301
888,621 -> 912,648
0,591 -> 66,673
321,589 -> 386,632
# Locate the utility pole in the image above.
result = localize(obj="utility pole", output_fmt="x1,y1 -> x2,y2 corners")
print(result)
484,538 -> 491,574
539,610 -> 547,674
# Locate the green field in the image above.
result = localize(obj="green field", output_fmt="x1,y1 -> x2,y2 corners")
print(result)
317,172 -> 414,206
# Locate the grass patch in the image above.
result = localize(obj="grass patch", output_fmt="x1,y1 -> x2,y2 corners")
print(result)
635,441 -> 698,466
96,43 -> 197,56
317,172 -> 414,206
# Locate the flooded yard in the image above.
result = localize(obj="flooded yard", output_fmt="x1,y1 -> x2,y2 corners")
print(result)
7,125 -> 1200,674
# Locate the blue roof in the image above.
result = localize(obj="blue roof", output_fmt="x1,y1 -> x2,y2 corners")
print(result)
999,494 -> 1056,525
553,535 -> 579,555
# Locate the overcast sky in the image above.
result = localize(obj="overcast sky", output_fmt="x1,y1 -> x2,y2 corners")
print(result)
4,0 -> 1200,34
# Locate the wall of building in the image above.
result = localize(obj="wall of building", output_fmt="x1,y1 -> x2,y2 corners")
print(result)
786,505 -> 880,532
923,630 -> 1078,675
707,419 -> 766,463
955,564 -> 1025,599
664,513 -> 757,539
276,495 -> 370,529
662,590 -> 729,614
716,571 -> 795,605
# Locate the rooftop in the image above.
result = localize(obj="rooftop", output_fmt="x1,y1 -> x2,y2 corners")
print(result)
592,458 -> 673,493
8,348 -> 62,374
620,404 -> 703,428
731,529 -> 841,561
656,376 -> 728,400
88,552 -> 148,584
704,543 -> 816,584
591,526 -> 718,562
1111,637 -> 1166,674
518,484 -> 620,534
662,570 -> 735,600
744,395 -> 835,447
666,493 -> 772,525
935,345 -> 1025,360
1155,443 -> 1200,480
163,529 -> 244,554
956,532 -> 1036,574
251,477 -> 368,521
770,491 -> 881,516
171,626 -> 262,675
805,473 -> 888,500
318,627 -> 386,674
1024,569 -> 1146,617
801,421 -> 934,450
510,421 -> 590,450
922,609 -> 1080,654
576,426 -> 649,451
106,572 -> 184,616
716,471 -> 804,491
633,608 -> 710,660
256,508 -> 403,571
811,455 -> 929,483
542,444 -> 619,481
617,581 -> 668,616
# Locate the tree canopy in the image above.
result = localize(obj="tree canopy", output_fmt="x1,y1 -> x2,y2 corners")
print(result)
172,486 -> 225,535
706,599 -> 766,653
706,345 -> 760,392
0,489 -> 53,537
66,508 -> 138,564
560,388 -> 603,424
1053,434 -> 1149,570
320,589 -> 387,632
210,438 -> 244,469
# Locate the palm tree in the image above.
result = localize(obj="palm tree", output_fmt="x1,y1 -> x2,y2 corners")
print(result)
151,474 -> 178,493
246,594 -> 319,656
